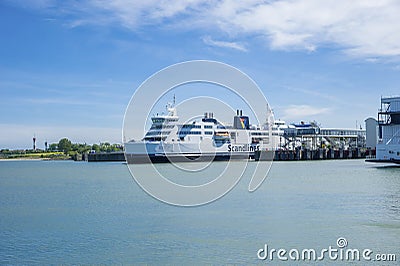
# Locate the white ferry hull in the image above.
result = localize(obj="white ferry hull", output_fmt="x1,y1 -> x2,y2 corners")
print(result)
124,103 -> 272,164
366,143 -> 400,164
124,141 -> 256,164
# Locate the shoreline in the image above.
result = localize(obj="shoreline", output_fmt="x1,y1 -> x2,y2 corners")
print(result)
0,158 -> 71,162
0,158 -> 46,161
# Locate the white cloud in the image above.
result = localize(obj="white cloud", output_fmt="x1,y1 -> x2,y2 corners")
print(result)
393,65 -> 400,71
13,0 -> 400,59
285,86 -> 340,104
282,105 -> 331,121
202,36 -> 247,52
212,0 -> 400,57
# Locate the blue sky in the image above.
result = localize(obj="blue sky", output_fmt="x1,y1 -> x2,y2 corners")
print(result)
1,0 -> 400,149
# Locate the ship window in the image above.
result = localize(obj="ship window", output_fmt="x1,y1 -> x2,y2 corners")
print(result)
251,132 -> 269,136
150,124 -> 175,129
146,137 -> 163,141
391,114 -> 400,124
179,131 -> 201,135
182,124 -> 201,129
205,131 -> 213,135
205,125 -> 213,129
152,118 -> 165,123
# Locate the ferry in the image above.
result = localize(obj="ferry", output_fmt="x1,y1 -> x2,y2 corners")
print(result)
367,96 -> 400,164
124,102 -> 274,163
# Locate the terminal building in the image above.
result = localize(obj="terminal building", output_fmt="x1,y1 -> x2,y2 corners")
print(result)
273,121 -> 366,151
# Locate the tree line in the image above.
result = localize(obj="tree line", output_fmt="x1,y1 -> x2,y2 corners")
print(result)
0,138 -> 123,160
0,138 -> 123,155
50,138 -> 123,155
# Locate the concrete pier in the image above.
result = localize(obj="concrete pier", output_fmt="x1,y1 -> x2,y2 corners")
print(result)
86,148 -> 366,162
87,152 -> 125,162
256,148 -> 366,162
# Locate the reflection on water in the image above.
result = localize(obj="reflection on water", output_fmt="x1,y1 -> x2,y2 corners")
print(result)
0,159 -> 399,264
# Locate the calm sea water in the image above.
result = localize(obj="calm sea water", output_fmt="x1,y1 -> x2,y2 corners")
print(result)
0,159 -> 399,264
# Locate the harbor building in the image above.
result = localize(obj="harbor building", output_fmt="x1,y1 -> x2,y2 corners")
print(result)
365,117 -> 378,150
276,122 -> 366,151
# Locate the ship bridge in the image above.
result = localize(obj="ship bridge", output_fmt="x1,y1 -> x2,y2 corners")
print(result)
378,96 -> 400,146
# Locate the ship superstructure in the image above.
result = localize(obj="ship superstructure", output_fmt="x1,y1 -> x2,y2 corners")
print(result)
124,103 -> 273,163
375,96 -> 400,163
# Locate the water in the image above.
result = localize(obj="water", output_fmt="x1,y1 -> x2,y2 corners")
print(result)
0,159 -> 399,264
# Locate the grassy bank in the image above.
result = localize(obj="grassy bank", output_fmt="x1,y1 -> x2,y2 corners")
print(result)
0,151 -> 70,160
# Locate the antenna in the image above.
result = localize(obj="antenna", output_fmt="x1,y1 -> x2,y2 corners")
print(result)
173,94 -> 176,106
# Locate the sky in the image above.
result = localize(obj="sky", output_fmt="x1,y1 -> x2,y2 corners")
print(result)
1,0 -> 400,149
